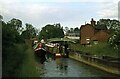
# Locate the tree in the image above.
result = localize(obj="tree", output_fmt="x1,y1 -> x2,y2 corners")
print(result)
21,23 -> 37,39
70,28 -> 74,33
97,19 -> 120,34
38,23 -> 64,39
64,27 -> 69,35
108,23 -> 120,50
2,18 -> 27,77
2,18 -> 24,67
74,27 -> 80,33
7,18 -> 23,34
97,19 -> 120,50
97,19 -> 120,48
2,20 -> 22,45
0,15 -> 3,20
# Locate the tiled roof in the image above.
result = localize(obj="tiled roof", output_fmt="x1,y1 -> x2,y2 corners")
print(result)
95,24 -> 107,30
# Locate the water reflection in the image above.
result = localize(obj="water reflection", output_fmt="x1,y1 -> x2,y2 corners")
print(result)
56,58 -> 68,75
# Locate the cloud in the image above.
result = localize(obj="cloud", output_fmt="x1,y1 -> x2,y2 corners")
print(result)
23,0 -> 119,3
118,1 -> 120,20
0,1 -> 83,27
0,0 -> 20,17
0,0 -> 119,29
97,2 -> 118,19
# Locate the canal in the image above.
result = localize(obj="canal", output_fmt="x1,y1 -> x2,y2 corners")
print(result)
35,57 -> 117,77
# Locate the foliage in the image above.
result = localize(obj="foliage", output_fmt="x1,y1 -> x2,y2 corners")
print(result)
38,23 -> 64,39
70,42 -> 119,58
108,28 -> 120,50
18,45 -> 40,77
64,27 -> 80,36
97,19 -> 120,34
2,21 -> 21,45
97,19 -> 120,50
0,15 -> 3,20
69,28 -> 74,33
2,44 -> 28,77
2,17 -> 39,77
74,27 -> 80,33
21,23 -> 37,39
2,18 -> 25,77
7,18 -> 23,33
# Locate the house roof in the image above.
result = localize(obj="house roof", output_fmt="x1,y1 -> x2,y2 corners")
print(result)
95,24 -> 107,30
91,30 -> 110,41
80,24 -> 92,30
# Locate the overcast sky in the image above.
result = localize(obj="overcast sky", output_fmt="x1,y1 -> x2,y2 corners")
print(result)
0,0 -> 119,30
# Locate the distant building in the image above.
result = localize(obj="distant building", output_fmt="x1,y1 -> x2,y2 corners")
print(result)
80,18 -> 110,45
65,32 -> 79,40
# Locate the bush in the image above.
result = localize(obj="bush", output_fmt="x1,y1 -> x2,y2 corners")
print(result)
70,42 -> 119,58
2,44 -> 28,77
18,46 -> 40,77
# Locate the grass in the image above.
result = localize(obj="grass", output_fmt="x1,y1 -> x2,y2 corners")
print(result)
3,41 -> 41,77
18,47 -> 40,77
69,42 -> 119,58
2,44 -> 28,77
18,42 -> 41,77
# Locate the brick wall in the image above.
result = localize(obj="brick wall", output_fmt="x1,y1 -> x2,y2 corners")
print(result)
80,24 -> 94,44
91,30 -> 110,42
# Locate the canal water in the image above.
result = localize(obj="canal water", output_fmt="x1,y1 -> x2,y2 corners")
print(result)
36,57 -> 117,77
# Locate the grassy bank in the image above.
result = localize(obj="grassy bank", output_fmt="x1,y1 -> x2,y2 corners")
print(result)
3,43 -> 40,77
3,44 -> 27,77
18,45 -> 40,77
18,40 -> 41,77
70,42 -> 119,58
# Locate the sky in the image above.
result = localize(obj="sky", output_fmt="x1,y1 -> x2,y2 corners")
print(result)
0,0 -> 119,30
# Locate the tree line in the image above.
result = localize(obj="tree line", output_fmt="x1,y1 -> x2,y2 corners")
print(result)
2,17 -> 39,76
38,23 -> 64,40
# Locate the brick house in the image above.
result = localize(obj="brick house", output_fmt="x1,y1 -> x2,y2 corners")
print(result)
80,18 -> 110,45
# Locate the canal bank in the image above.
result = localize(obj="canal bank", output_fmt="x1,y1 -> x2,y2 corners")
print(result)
69,51 -> 120,76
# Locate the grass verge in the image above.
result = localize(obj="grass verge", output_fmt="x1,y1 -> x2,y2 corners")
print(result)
18,45 -> 40,77
70,42 -> 119,58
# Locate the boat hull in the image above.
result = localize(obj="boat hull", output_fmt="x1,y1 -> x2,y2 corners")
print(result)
34,48 -> 47,64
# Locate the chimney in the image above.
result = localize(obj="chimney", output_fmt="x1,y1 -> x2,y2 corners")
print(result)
91,18 -> 96,26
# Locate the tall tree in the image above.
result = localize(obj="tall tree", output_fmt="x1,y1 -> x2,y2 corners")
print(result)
74,27 -> 80,33
39,23 -> 64,39
70,28 -> 74,33
2,18 -> 23,44
0,15 -> 3,20
7,18 -> 23,33
21,23 -> 37,39
97,19 -> 120,34
2,18 -> 28,77
108,22 -> 120,49
97,19 -> 120,49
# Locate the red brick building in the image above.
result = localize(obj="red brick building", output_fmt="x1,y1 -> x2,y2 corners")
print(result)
80,18 -> 110,45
